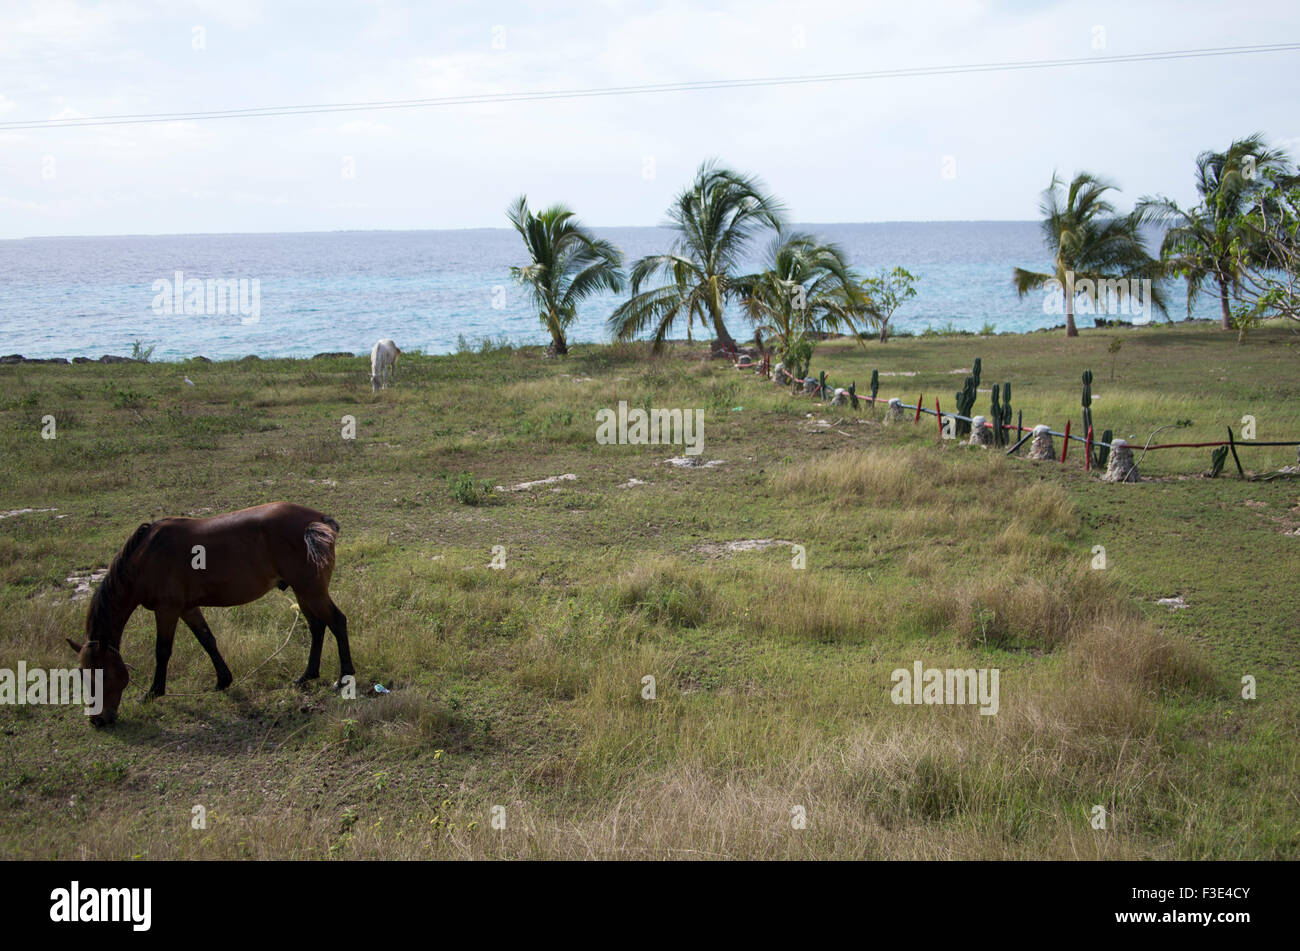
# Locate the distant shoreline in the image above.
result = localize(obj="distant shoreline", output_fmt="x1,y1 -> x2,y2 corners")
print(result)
0,220 -> 1041,243
0,319 -> 1226,367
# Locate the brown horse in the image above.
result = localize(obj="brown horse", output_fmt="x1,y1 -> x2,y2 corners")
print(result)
67,502 -> 353,726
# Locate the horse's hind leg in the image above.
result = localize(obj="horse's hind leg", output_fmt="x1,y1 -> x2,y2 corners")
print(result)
294,603 -> 328,685
327,600 -> 355,685
182,607 -> 233,690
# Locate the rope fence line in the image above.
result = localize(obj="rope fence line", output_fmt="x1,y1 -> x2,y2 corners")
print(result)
737,351 -> 1300,466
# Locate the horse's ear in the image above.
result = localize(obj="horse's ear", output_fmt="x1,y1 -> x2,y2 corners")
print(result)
66,638 -> 84,655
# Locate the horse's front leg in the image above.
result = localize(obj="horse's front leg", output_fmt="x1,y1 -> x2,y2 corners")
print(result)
146,610 -> 179,699
182,607 -> 233,690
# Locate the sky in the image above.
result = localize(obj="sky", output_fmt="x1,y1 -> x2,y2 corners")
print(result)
1,0 -> 1298,239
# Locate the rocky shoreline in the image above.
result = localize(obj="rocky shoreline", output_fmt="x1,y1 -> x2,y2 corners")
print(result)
0,351 -> 360,366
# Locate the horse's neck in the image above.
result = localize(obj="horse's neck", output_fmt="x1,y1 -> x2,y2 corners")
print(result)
94,585 -> 139,649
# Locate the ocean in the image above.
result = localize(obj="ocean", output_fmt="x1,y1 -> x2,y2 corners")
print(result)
0,222 -> 1213,361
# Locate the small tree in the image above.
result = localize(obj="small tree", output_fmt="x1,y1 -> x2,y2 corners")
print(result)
860,267 -> 917,342
1140,134 -> 1290,331
1229,166 -> 1300,339
508,196 -> 625,356
1016,172 -> 1165,337
738,233 -> 869,374
609,160 -> 785,352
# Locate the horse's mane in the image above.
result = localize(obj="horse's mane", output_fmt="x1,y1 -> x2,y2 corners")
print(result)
86,522 -> 154,641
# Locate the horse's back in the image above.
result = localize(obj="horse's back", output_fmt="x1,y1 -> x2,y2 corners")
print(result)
136,503 -> 334,609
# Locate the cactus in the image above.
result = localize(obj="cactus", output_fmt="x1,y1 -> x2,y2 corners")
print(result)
954,371 -> 978,437
819,370 -> 828,401
989,382 -> 1013,447
1097,429 -> 1113,469
1081,369 -> 1094,443
1082,370 -> 1105,465
972,357 -> 981,389
989,385 -> 1001,446
999,382 -> 1013,447
1209,445 -> 1229,478
849,382 -> 859,410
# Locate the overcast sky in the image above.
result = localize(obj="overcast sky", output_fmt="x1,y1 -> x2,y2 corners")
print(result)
1,0 -> 1298,239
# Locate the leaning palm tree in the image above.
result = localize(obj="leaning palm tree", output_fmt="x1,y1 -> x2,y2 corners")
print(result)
737,233 -> 872,364
1139,133 -> 1290,330
508,196 -> 625,356
608,160 -> 786,352
1014,172 -> 1165,337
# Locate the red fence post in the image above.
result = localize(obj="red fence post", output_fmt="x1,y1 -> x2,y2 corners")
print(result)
1085,426 -> 1093,472
935,398 -> 943,437
1060,419 -> 1071,463
915,394 -> 923,424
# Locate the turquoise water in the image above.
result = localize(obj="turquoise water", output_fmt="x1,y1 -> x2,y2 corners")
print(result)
0,223 -> 1215,361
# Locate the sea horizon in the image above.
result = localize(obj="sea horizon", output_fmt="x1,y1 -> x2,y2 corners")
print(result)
0,221 -> 1217,361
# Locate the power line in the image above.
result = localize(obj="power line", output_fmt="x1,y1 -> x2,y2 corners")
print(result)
3,42 -> 1297,131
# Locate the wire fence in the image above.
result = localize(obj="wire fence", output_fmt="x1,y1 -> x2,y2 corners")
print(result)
736,348 -> 1300,473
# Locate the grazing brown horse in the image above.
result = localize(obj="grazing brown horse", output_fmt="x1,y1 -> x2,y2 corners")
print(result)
67,502 -> 353,726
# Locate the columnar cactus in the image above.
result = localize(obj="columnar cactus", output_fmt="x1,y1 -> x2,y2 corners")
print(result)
998,382 -> 1013,447
955,366 -> 979,437
849,382 -> 859,410
1082,369 -> 1098,465
989,386 -> 1002,446
870,369 -> 879,405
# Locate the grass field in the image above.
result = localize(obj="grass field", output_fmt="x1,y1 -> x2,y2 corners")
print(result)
1,321 -> 1297,859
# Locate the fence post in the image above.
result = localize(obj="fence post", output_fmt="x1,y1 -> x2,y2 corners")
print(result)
915,394 -> 923,424
1085,425 -> 1093,472
1060,419 -> 1071,463
935,398 -> 943,437
1227,426 -> 1245,477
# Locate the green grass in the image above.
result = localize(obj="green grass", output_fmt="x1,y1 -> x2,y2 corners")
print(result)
0,321 -> 1296,859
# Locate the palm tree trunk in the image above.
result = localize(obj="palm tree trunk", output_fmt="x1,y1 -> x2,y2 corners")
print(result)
707,278 -> 734,353
710,310 -> 735,352
1065,294 -> 1078,338
1218,278 -> 1232,331
878,319 -> 889,343
547,310 -> 568,356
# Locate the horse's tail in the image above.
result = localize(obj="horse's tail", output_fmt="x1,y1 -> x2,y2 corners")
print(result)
304,517 -> 340,572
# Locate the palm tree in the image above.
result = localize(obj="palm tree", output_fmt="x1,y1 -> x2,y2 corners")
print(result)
608,160 -> 786,352
737,233 -> 871,364
508,196 -> 625,356
1014,172 -> 1165,337
1139,133 -> 1289,330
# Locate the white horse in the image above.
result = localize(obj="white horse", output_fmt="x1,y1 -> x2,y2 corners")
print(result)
370,339 -> 401,392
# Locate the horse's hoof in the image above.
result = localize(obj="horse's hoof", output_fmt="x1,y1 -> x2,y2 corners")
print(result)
294,674 -> 318,686
144,689 -> 164,701
214,679 -> 232,691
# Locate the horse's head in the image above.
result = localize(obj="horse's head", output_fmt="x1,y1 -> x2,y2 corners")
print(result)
67,638 -> 129,727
